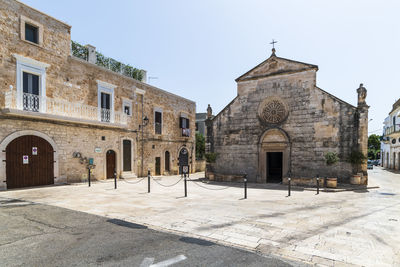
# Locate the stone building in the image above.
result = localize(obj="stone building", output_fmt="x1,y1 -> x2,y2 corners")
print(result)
0,0 -> 195,190
207,48 -> 368,184
381,99 -> 400,170
196,108 -> 214,136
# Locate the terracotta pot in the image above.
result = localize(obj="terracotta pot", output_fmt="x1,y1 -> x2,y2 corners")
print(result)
326,178 -> 337,188
350,175 -> 361,185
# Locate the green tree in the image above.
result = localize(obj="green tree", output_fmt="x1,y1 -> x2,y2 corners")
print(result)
196,133 -> 205,159
368,134 -> 381,160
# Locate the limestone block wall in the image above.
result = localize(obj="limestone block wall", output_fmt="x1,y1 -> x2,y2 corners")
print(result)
212,70 -> 357,183
0,0 -> 196,186
0,118 -> 133,186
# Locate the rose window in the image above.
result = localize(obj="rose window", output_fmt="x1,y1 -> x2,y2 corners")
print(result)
258,98 -> 288,124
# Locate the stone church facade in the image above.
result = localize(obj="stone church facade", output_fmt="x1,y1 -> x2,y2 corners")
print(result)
208,48 -> 368,184
0,0 -> 195,190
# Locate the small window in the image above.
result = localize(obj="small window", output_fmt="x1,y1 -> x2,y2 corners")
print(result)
124,105 -> 131,115
180,117 -> 190,137
122,99 -> 132,116
25,23 -> 38,44
195,122 -> 199,131
180,117 -> 190,129
155,111 -> 162,134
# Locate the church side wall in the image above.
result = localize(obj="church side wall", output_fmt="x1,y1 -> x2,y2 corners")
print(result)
212,70 -> 357,183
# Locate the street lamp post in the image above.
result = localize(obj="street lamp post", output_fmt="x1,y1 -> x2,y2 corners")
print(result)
140,93 -> 149,177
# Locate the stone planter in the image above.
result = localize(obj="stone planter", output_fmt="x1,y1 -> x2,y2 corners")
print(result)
350,175 -> 361,185
326,178 -> 337,188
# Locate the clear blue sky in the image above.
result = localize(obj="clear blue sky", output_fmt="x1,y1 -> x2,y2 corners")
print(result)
22,0 -> 400,134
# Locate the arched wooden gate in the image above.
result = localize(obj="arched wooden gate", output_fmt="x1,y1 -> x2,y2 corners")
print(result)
6,135 -> 54,189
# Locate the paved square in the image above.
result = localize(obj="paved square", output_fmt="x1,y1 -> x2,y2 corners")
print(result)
1,168 -> 399,266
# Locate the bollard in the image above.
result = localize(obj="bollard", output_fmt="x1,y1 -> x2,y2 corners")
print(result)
114,169 -> 117,189
244,175 -> 247,199
316,175 -> 319,195
88,167 -> 91,187
147,170 -> 151,193
288,177 -> 291,197
184,173 -> 187,197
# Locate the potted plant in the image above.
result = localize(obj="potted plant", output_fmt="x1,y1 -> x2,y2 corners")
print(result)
205,152 -> 217,180
348,150 -> 367,185
325,152 -> 339,188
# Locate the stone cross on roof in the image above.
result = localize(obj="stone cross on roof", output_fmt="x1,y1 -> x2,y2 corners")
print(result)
270,39 -> 277,55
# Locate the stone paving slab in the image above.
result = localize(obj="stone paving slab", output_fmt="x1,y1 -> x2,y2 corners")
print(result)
1,167 -> 400,266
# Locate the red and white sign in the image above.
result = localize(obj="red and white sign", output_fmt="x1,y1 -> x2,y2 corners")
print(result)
32,147 -> 38,155
23,155 -> 29,164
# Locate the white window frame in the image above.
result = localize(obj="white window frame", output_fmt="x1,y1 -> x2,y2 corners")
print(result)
122,98 -> 133,116
13,54 -> 49,113
97,80 -> 116,123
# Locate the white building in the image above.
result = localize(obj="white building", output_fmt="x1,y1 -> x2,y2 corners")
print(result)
381,99 -> 400,170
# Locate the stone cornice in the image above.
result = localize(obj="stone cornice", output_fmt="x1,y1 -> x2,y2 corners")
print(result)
12,53 -> 50,69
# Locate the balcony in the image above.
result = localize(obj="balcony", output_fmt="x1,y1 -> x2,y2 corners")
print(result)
3,90 -> 128,126
182,128 -> 190,137
384,125 -> 400,137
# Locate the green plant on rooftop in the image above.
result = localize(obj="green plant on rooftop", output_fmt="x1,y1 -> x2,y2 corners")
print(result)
71,40 -> 88,60
71,40 -> 143,81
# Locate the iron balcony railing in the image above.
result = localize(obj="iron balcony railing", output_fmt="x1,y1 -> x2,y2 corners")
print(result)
4,91 -> 128,125
384,125 -> 400,136
23,92 -> 40,112
182,128 -> 190,137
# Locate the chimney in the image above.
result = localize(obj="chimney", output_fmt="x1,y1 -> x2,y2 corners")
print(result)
85,44 -> 96,64
140,70 -> 147,83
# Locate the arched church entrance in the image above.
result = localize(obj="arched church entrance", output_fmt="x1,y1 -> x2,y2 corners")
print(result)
258,128 -> 290,183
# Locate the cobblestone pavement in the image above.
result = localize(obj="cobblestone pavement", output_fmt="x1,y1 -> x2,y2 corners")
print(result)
1,167 -> 399,266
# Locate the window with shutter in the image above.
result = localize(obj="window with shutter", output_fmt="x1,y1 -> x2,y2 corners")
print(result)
155,111 -> 162,134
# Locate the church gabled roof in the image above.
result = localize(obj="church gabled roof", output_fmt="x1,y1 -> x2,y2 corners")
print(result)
235,50 -> 318,82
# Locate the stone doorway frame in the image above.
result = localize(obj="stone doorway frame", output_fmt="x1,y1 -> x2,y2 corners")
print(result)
102,146 -> 119,179
257,128 -> 291,183
0,130 -> 59,190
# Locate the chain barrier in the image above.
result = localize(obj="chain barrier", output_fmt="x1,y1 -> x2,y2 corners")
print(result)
186,177 -> 232,191
151,176 -> 184,187
94,179 -> 114,184
120,177 -> 147,184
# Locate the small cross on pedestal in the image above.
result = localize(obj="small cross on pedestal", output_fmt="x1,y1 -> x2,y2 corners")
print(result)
270,39 -> 278,55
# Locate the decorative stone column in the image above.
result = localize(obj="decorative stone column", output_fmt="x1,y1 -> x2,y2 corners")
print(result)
357,83 -> 369,182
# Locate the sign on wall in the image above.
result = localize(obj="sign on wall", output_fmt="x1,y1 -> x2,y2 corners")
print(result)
94,147 -> 102,153
23,155 -> 29,164
32,147 -> 38,155
182,165 -> 189,174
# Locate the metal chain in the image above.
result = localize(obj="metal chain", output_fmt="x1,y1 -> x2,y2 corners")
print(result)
120,177 -> 147,184
151,176 -> 184,187
94,179 -> 113,183
186,177 -> 232,190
